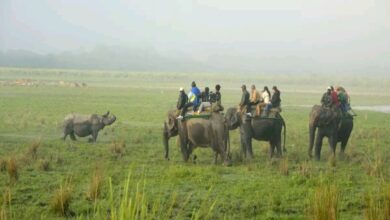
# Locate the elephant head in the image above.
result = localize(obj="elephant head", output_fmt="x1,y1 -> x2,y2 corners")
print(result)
225,107 -> 241,130
163,109 -> 179,160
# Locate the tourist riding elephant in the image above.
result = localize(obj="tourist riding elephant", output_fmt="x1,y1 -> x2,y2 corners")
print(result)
163,107 -> 230,165
308,105 -> 353,160
224,107 -> 286,159
62,111 -> 116,142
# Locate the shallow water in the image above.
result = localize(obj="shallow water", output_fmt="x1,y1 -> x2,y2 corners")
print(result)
353,105 -> 390,114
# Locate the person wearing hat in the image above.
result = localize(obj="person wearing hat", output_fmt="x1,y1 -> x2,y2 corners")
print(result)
176,87 -> 188,112
177,81 -> 201,119
239,84 -> 250,115
321,87 -> 332,108
271,85 -> 281,108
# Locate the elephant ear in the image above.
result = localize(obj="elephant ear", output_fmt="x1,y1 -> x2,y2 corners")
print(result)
167,110 -> 177,132
102,111 -> 110,117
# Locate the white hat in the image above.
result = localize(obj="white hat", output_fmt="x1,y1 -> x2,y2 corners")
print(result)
327,86 -> 331,90
179,87 -> 184,91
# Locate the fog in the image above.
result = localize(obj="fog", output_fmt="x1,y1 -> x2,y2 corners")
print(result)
1,0 -> 389,74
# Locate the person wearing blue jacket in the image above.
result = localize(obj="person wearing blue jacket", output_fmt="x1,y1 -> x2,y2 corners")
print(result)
177,81 -> 201,120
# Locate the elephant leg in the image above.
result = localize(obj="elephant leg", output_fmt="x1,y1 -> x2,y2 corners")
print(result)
70,132 -> 77,141
314,132 -> 323,160
328,136 -> 336,157
180,141 -> 188,162
269,141 -> 275,158
240,135 -> 247,158
214,151 -> 218,165
339,139 -> 347,157
246,137 -> 254,159
308,125 -> 317,158
276,139 -> 282,157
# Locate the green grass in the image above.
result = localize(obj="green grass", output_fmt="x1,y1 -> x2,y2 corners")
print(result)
0,67 -> 389,219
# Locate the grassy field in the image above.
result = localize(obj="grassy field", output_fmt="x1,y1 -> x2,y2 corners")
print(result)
0,67 -> 389,219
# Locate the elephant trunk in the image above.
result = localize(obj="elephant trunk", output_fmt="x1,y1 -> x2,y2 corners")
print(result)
163,122 -> 170,160
308,122 -> 316,158
281,116 -> 287,153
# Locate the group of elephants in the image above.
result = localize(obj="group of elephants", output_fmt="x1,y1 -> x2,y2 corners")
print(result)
61,105 -> 353,165
163,104 -> 353,165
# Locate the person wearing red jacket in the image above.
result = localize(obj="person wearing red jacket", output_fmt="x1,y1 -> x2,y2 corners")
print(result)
330,86 -> 340,107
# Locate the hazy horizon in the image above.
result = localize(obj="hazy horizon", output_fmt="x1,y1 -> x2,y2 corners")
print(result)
1,0 -> 390,74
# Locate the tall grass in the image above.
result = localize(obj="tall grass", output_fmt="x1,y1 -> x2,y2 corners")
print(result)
86,167 -> 104,201
6,158 -> 18,183
279,157 -> 289,176
306,185 -> 339,220
0,159 -> 6,172
0,188 -> 11,220
364,186 -> 390,220
87,170 -> 219,220
26,139 -> 41,160
51,179 -> 73,216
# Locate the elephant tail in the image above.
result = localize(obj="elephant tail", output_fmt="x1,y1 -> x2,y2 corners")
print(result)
281,115 -> 287,153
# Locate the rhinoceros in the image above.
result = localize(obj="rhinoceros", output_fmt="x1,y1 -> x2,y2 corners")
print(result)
62,111 -> 116,142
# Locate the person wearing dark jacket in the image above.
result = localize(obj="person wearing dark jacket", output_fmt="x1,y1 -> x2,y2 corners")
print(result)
214,84 -> 221,105
271,86 -> 281,108
200,87 -> 210,102
239,85 -> 250,115
177,87 -> 188,111
321,87 -> 332,108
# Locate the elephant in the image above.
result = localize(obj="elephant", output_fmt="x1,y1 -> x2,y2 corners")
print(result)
224,107 -> 286,159
163,108 -> 230,165
308,105 -> 353,160
62,111 -> 116,142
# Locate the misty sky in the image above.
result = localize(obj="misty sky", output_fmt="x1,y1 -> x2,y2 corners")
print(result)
1,0 -> 390,74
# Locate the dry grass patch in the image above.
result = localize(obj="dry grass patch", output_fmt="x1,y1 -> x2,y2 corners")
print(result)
298,160 -> 312,178
306,185 -> 339,220
0,159 -> 6,172
6,157 -> 18,183
38,159 -> 50,171
365,153 -> 384,178
51,181 -> 72,216
364,187 -> 390,220
86,167 -> 104,201
26,139 -> 41,160
279,157 -> 289,176
327,154 -> 337,168
110,140 -> 126,158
